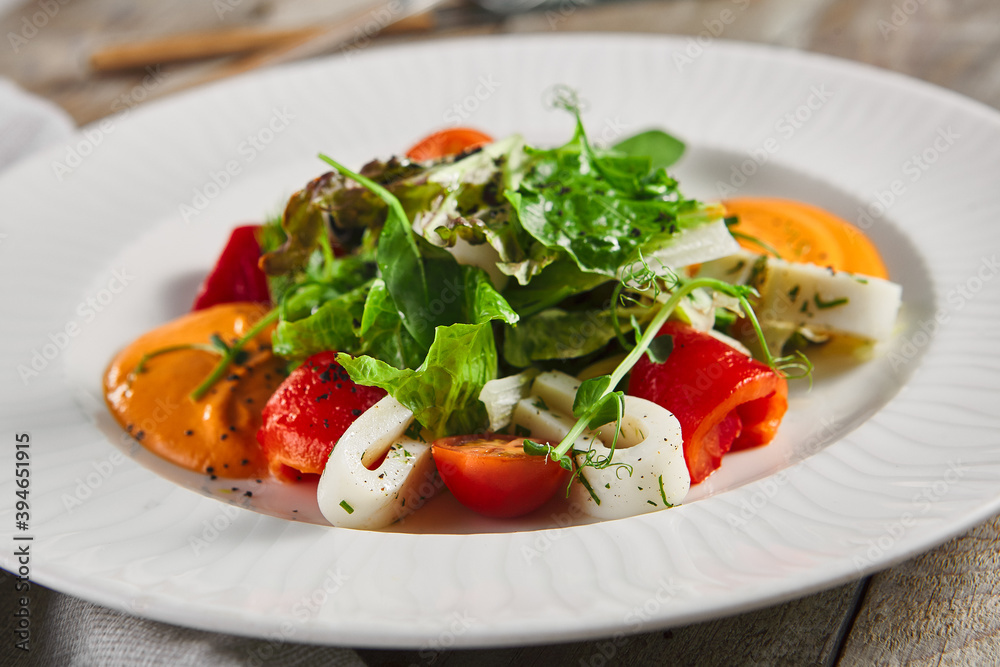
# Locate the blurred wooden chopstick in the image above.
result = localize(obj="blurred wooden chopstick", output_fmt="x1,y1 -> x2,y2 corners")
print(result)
90,12 -> 435,72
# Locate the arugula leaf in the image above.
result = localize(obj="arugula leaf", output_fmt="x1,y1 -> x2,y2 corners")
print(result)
337,322 -> 497,438
613,129 -> 686,171
508,100 -> 722,278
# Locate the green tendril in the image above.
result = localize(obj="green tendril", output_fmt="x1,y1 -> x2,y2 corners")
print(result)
547,262 -> 812,484
190,309 -> 279,400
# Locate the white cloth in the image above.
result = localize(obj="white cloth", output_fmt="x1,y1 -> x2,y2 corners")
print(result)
0,78 -> 75,173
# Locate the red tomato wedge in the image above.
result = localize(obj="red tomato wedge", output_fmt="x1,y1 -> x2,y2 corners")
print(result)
431,434 -> 570,519
192,225 -> 271,310
628,322 -> 788,485
406,128 -> 493,162
257,351 -> 385,480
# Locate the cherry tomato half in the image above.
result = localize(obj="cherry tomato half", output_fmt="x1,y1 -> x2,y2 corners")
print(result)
405,128 -> 494,162
431,434 -> 570,519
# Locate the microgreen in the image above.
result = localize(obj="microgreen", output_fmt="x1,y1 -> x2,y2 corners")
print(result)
129,308 -> 280,401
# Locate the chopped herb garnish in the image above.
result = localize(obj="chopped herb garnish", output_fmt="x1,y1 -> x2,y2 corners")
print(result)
813,293 -> 849,309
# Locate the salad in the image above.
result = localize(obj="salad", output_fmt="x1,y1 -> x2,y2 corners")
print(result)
103,90 -> 902,530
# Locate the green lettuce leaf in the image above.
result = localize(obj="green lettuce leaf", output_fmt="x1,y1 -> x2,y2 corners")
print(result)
272,282 -> 369,359
337,322 -> 498,438
502,306 -> 648,368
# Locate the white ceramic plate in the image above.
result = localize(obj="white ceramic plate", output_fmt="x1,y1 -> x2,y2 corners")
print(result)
2,35 -> 999,648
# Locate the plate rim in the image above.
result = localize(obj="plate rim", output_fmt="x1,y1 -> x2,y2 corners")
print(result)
2,31 -> 999,648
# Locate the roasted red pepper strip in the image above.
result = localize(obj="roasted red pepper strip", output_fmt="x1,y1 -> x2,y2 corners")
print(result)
257,351 -> 386,480
192,225 -> 271,310
628,321 -> 788,484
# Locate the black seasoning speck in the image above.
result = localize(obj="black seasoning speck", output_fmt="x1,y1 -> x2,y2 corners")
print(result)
335,382 -> 342,389
244,491 -> 253,498
241,459 -> 249,465
231,487 -> 239,492
323,419 -> 330,428
223,463 -> 229,468
351,409 -> 361,417
245,397 -> 253,404
315,393 -> 329,402
350,386 -> 356,394
220,433 -> 228,441
227,373 -> 240,381
135,430 -> 145,441
185,429 -> 194,436
210,475 -> 218,480
207,467 -> 215,474
126,424 -> 134,433
229,425 -> 237,432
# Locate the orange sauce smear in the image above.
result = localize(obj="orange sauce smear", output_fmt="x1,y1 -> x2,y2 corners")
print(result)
104,303 -> 285,479
724,197 -> 889,279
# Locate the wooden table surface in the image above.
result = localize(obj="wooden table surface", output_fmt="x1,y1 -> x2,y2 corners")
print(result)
2,0 -> 999,665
